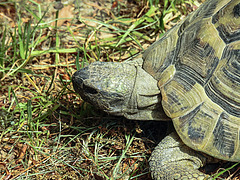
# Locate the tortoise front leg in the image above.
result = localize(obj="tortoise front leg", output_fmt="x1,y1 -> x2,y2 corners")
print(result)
149,132 -> 211,180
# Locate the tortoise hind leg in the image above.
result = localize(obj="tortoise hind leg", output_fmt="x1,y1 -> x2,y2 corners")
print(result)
149,132 -> 211,180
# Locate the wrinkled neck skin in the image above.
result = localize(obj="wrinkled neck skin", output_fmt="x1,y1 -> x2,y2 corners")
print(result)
72,58 -> 169,121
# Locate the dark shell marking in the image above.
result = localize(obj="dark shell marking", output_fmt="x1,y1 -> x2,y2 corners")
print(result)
143,0 -> 240,161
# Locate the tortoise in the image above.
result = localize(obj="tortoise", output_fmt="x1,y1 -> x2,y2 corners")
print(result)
72,0 -> 240,179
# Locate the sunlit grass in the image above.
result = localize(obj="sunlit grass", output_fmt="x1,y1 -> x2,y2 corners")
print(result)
0,0 -> 239,179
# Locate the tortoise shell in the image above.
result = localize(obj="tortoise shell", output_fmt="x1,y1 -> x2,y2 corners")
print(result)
143,0 -> 240,162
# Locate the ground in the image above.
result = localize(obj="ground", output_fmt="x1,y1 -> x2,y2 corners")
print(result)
0,0 -> 239,179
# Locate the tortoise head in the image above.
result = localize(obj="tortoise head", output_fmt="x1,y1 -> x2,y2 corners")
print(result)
72,59 -> 169,120
72,61 -> 135,116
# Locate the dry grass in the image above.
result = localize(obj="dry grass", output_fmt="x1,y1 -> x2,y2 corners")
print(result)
0,0 -> 239,179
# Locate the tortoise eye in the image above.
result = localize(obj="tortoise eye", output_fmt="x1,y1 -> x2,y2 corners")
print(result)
83,84 -> 98,94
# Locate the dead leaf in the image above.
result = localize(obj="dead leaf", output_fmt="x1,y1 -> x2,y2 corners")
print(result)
51,5 -> 74,27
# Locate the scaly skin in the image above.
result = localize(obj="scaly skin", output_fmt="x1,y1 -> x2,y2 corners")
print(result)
149,132 -> 212,180
72,58 -> 168,121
